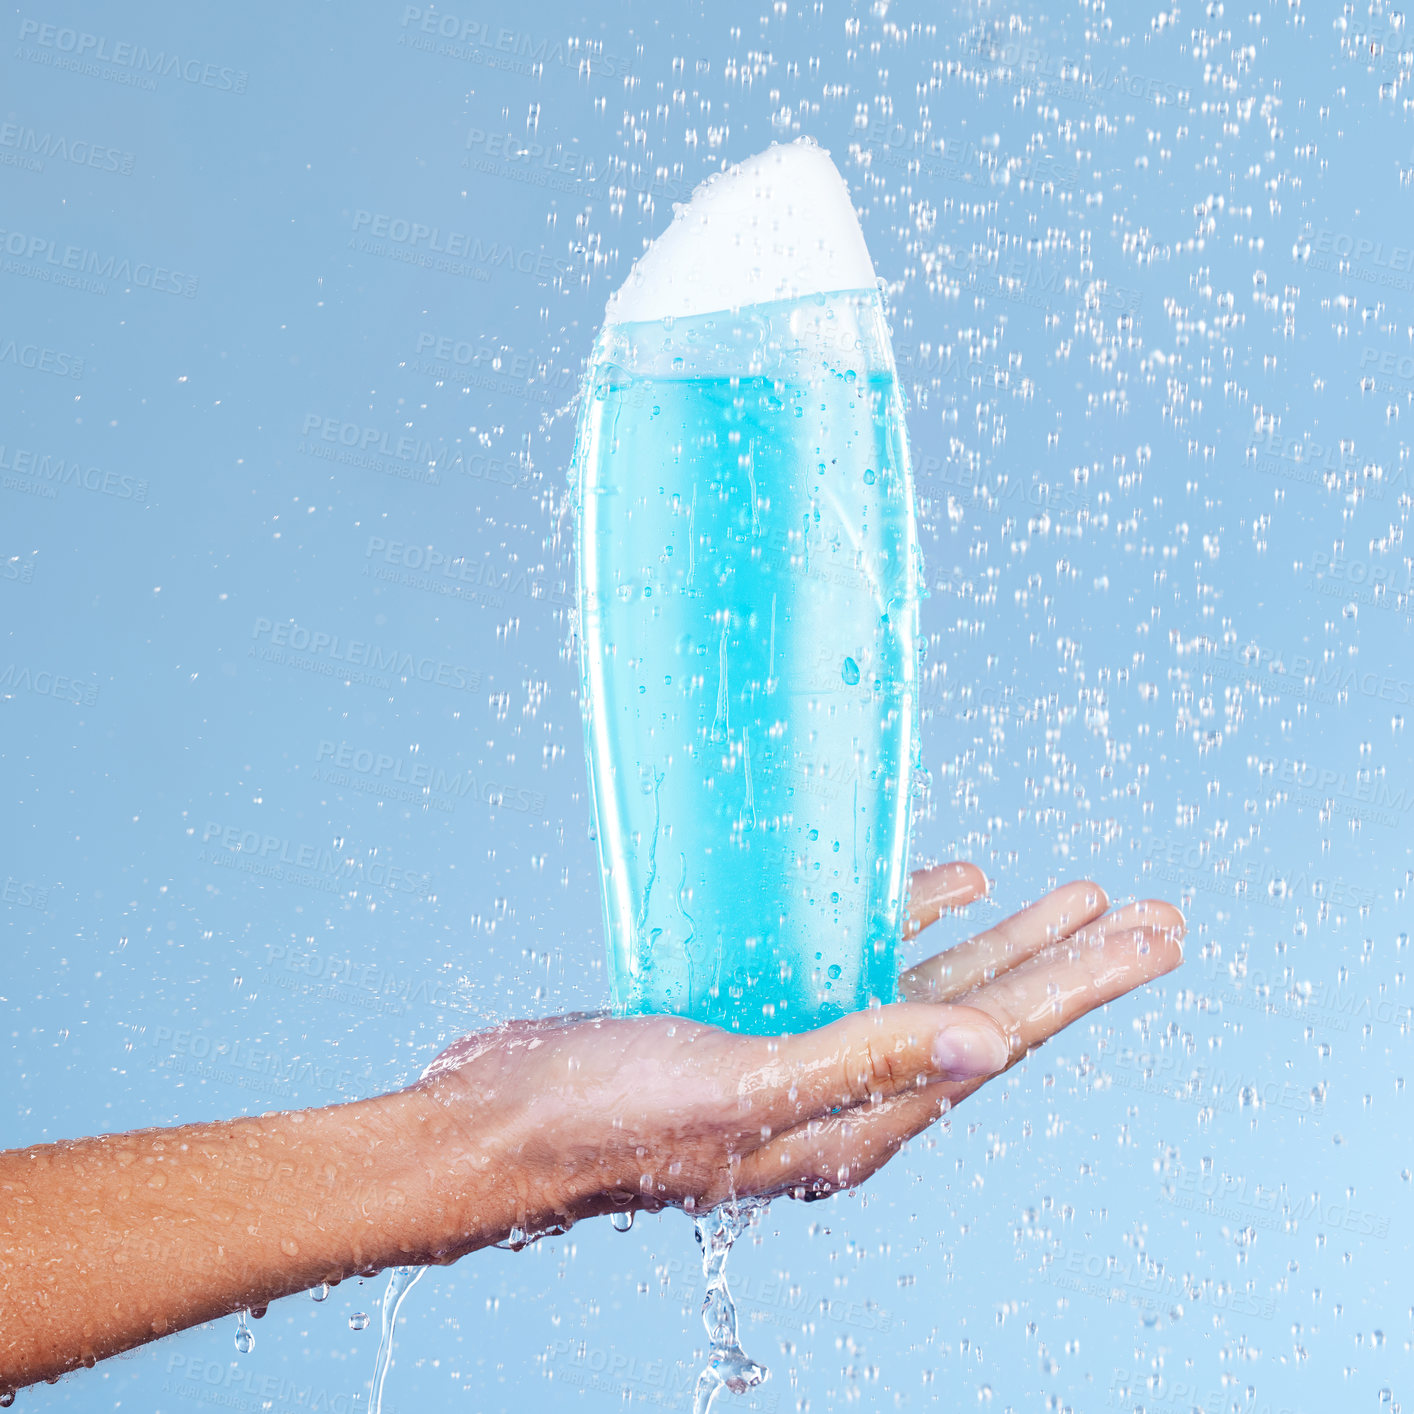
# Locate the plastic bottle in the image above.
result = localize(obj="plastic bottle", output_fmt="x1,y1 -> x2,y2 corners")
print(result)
573,139 -> 921,1034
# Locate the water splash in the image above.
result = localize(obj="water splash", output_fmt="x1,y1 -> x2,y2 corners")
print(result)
711,622 -> 731,742
367,1265 -> 426,1414
492,1217 -> 573,1251
744,448 -> 761,537
741,726 -> 757,832
634,768 -> 666,974
766,591 -> 778,693
676,851 -> 698,1002
691,1198 -> 770,1414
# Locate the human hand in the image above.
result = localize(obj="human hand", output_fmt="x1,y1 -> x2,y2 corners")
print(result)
409,865 -> 1183,1252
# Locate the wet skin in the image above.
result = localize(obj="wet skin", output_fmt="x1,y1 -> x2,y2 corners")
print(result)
0,863 -> 1182,1392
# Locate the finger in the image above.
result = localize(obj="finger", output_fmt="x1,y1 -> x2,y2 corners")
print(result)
736,1001 -> 1010,1139
735,1079 -> 953,1199
741,911 -> 1185,1199
900,878 -> 1110,1002
902,861 -> 990,940
943,911 -> 1185,1103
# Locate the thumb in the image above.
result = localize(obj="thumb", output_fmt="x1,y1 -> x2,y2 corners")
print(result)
746,1003 -> 1011,1134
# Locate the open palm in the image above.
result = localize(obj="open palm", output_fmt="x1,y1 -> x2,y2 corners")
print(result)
413,862 -> 1184,1247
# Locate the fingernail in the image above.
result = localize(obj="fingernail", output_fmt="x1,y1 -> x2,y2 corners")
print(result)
932,1024 -> 1010,1078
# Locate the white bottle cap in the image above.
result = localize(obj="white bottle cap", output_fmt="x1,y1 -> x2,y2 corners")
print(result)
604,138 -> 878,325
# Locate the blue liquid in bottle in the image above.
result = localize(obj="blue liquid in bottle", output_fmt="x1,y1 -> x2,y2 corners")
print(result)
573,145 -> 921,1035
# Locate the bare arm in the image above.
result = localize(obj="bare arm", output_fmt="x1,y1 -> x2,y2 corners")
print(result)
0,865 -> 1183,1395
1,1086 -> 498,1387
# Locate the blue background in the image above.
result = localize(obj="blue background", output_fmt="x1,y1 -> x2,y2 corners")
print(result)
3,3 -> 1410,1411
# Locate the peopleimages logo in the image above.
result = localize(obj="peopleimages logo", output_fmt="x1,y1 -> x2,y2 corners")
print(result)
297,413 -> 439,486
0,443 -> 148,503
162,1355 -> 376,1414
0,225 -> 198,296
363,535 -> 574,610
314,739 -> 546,815
397,6 -> 631,78
137,1025 -> 374,1102
1245,428 -> 1377,493
0,663 -> 100,706
462,129 -> 691,203
3,877 -> 53,909
1304,229 -> 1414,293
265,944 -> 462,1015
858,120 -> 1083,192
1358,346 -> 1414,384
15,19 -> 248,93
349,210 -> 571,281
968,29 -> 1188,105
0,120 -> 136,175
1255,755 -> 1414,830
1136,834 -> 1377,914
250,616 -> 481,692
198,822 -> 435,897
1303,552 -> 1413,622
407,329 -> 577,410
1035,1240 -> 1276,1320
1169,630 -> 1414,706
1160,1164 -> 1391,1238
1104,1047 -> 1326,1119
0,339 -> 84,379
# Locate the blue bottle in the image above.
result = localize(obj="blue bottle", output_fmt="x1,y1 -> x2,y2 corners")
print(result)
573,140 -> 921,1034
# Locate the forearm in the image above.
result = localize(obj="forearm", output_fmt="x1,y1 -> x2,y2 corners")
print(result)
0,1085 -> 514,1391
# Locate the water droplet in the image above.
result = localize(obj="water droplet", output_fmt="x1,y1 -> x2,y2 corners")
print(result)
312,1282 -> 330,1302
349,1312 -> 370,1332
807,828 -> 818,840
0,1392 -> 13,1408
827,964 -> 842,980
611,1210 -> 636,1233
841,656 -> 860,685
863,468 -> 876,484
234,1310 -> 255,1354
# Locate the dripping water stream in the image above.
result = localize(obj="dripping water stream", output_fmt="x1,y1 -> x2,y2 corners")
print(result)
367,1265 -> 426,1414
353,1199 -> 766,1414
691,1197 -> 770,1414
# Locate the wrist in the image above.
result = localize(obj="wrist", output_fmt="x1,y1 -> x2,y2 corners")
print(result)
392,1079 -> 550,1257
400,1070 -> 613,1249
